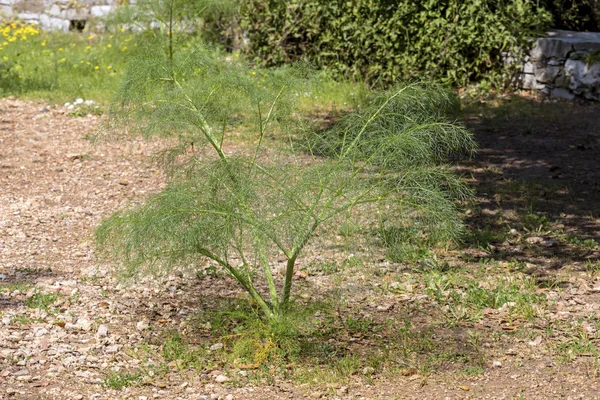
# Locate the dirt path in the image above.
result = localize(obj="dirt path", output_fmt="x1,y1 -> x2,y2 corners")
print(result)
1,97 -> 600,400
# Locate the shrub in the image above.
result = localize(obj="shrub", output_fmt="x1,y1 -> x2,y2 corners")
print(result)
234,0 -> 551,87
539,0 -> 600,32
96,4 -> 476,321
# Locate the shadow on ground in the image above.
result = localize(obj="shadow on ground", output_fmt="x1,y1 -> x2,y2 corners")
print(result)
459,95 -> 600,267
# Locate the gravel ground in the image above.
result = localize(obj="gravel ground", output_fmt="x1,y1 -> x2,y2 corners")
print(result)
1,98 -> 600,400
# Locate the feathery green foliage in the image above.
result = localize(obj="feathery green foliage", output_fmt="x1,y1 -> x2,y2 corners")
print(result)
96,4 -> 475,320
307,84 -> 476,251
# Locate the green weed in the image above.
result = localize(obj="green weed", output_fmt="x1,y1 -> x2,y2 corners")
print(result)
309,261 -> 339,275
585,260 -> 600,277
521,210 -> 551,234
425,272 -> 545,325
10,314 -> 33,325
162,332 -> 207,370
564,236 -> 599,250
464,227 -> 506,251
0,282 -> 31,293
25,292 -> 59,311
386,243 -> 432,263
103,370 -> 141,390
556,330 -> 599,362
461,365 -> 485,375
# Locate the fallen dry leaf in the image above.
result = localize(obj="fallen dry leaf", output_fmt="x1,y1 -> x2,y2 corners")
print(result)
501,325 -> 519,331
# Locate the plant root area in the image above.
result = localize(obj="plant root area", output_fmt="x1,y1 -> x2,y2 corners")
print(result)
1,96 -> 600,399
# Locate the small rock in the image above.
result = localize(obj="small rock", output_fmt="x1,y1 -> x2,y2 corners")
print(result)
309,392 -> 322,399
209,343 -> 224,351
14,368 -> 30,376
75,318 -> 92,331
526,236 -> 544,244
139,396 -> 148,400
543,239 -> 558,248
96,325 -> 109,337
505,348 -> 517,355
362,366 -> 375,375
492,360 -> 502,368
35,327 -> 49,337
528,336 -> 543,346
338,386 -> 349,395
136,320 -> 149,331
105,345 -> 120,354
215,374 -> 229,383
225,395 -> 233,400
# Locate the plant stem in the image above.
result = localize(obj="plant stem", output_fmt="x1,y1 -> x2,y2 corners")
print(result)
196,246 -> 273,318
280,254 -> 297,311
167,0 -> 174,72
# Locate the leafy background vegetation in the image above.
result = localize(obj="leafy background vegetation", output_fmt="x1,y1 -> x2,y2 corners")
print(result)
228,0 -> 553,87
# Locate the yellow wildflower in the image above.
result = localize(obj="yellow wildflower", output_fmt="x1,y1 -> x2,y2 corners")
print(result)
86,45 -> 91,50
94,65 -> 99,70
107,44 -> 112,48
58,47 -> 63,51
59,57 -> 66,62
121,46 -> 127,52
107,65 -> 112,69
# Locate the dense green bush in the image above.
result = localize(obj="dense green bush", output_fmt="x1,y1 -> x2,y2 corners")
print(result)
235,0 -> 552,87
539,0 -> 600,32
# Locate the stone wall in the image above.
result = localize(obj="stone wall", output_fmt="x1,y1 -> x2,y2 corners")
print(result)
516,30 -> 600,101
0,0 -> 117,31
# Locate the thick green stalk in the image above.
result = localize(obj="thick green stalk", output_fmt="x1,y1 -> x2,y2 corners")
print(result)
280,254 -> 297,311
258,244 -> 280,311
